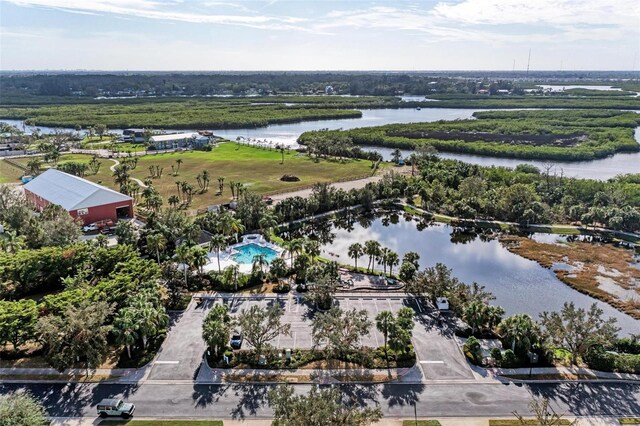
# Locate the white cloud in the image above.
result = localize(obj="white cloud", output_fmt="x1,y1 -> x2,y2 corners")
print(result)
4,0 -> 308,30
432,0 -> 640,29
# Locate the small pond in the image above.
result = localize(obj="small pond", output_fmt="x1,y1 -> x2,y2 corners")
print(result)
290,212 -> 639,334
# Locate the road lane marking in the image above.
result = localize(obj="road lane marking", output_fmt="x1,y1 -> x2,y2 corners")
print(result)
154,361 -> 180,364
420,360 -> 444,364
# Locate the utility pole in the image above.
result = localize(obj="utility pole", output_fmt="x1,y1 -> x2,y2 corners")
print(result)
526,48 -> 531,77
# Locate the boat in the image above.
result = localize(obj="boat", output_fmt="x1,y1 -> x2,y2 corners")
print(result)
416,107 -> 421,111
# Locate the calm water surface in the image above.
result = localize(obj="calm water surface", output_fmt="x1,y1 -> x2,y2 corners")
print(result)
4,107 -> 639,179
315,214 -> 639,334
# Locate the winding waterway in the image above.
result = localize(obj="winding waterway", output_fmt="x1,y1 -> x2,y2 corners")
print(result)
3,107 -> 639,180
311,213 -> 639,335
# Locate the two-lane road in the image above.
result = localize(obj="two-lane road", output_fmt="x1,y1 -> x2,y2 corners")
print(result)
2,381 -> 639,420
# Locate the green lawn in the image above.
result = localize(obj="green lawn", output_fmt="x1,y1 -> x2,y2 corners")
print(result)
101,421 -> 223,426
489,420 -> 571,425
0,158 -> 25,183
4,143 -> 376,211
620,419 -> 640,425
107,142 -> 374,209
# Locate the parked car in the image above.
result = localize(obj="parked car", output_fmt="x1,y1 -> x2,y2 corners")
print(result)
230,333 -> 243,349
83,223 -> 98,232
96,398 -> 135,419
83,219 -> 114,233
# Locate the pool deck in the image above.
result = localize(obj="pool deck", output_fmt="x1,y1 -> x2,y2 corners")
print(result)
202,234 -> 286,274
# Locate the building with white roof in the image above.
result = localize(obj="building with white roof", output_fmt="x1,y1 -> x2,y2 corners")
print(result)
23,169 -> 134,225
148,132 -> 209,150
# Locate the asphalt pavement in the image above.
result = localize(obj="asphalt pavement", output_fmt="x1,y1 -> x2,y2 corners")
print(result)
2,381 -> 639,419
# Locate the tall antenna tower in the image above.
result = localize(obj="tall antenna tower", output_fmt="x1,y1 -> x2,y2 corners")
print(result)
526,48 -> 531,77
512,59 -> 515,72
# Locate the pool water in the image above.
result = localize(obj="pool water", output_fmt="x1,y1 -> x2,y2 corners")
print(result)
232,243 -> 279,265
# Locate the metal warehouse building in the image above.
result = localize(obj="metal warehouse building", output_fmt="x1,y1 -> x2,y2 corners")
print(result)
23,169 -> 134,225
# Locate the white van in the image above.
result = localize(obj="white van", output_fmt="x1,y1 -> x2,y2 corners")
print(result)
96,398 -> 135,418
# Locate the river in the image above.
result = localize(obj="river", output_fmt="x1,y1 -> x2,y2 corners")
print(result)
3,107 -> 639,180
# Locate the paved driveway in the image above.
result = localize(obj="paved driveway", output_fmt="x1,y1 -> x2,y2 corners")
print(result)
148,293 -> 474,382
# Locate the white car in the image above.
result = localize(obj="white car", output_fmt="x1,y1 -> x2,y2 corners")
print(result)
96,398 -> 135,419
83,223 -> 98,232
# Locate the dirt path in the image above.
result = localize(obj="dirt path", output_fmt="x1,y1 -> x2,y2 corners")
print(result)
269,174 -> 383,202
108,159 -> 148,188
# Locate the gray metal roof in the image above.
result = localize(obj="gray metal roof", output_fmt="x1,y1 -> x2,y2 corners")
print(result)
24,169 -> 132,211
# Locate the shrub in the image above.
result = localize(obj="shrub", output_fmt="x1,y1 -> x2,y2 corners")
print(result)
490,347 -> 503,363
463,336 -> 482,365
272,283 -> 291,294
500,349 -> 521,368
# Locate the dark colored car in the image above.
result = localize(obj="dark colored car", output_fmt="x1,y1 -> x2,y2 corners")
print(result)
230,333 -> 243,349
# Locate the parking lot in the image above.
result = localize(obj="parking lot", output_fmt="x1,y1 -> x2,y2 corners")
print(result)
149,293 -> 473,381
213,293 -> 423,350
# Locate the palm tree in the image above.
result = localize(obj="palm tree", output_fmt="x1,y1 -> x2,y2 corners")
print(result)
190,246 -> 209,275
175,243 -> 192,286
347,243 -> 364,272
146,233 -> 167,263
26,158 -> 41,175
386,251 -> 399,276
376,310 -> 395,356
136,304 -> 167,349
391,148 -> 402,165
258,211 -> 279,238
364,240 -> 381,273
218,176 -> 225,194
174,158 -> 183,175
113,308 -> 138,359
498,314 -> 538,353
252,253 -> 268,277
379,247 -> 391,275
208,234 -> 227,273
168,194 -> 180,208
304,239 -> 321,261
463,301 -> 488,336
288,238 -> 304,264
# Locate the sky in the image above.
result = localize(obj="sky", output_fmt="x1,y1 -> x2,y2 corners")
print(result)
1,0 -> 639,71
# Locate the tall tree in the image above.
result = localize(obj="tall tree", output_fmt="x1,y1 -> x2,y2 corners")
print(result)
312,306 -> 371,364
268,384 -> 382,426
202,304 -> 233,358
0,392 -> 48,426
38,300 -> 114,373
208,234 -> 227,273
540,302 -> 620,365
0,300 -> 38,352
364,240 -> 381,273
112,308 -> 139,359
347,242 -> 364,271
146,233 -> 167,264
237,304 -> 291,360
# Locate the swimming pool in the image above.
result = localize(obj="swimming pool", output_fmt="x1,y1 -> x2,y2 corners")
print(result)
232,243 -> 279,265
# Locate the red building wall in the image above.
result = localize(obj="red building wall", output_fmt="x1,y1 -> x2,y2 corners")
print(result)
24,189 -> 133,225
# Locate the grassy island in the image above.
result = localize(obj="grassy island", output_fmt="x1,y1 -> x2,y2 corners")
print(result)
300,109 -> 640,161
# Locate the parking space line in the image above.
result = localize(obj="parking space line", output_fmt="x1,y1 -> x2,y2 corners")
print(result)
387,298 -> 392,311
420,360 -> 444,364
154,361 -> 179,364
415,299 -> 423,313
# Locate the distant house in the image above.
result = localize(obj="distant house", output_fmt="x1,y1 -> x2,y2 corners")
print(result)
122,128 -> 145,143
148,132 -> 210,150
23,169 -> 134,225
325,85 -> 334,95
